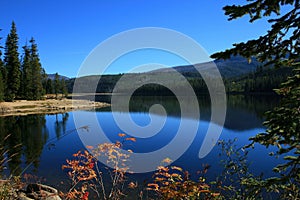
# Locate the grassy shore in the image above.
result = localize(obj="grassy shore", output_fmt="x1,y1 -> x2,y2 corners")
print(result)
0,98 -> 110,116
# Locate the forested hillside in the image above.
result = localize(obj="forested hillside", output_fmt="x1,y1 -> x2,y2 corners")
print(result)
67,56 -> 292,95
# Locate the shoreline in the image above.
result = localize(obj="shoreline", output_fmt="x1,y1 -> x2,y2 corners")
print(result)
0,98 -> 110,117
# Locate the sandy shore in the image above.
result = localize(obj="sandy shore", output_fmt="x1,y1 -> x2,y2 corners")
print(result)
0,99 -> 110,117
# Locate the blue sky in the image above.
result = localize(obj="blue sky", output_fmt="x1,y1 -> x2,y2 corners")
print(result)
0,0 -> 271,77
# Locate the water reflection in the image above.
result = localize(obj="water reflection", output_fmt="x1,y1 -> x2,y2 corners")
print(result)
54,113 -> 70,139
0,115 -> 49,175
95,94 -> 279,130
0,95 -> 280,181
0,113 -> 69,176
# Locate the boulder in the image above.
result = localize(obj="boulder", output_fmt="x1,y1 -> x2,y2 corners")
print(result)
19,183 -> 61,200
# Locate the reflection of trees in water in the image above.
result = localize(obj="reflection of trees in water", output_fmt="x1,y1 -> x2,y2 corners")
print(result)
0,113 -> 71,175
224,95 -> 281,130
0,115 -> 49,175
227,95 -> 279,118
21,115 -> 49,170
96,94 -> 280,130
6,117 -> 22,175
55,113 -> 69,139
108,94 -> 278,117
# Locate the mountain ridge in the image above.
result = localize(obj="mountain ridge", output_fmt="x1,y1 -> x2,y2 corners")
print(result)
64,55 -> 262,80
150,55 -> 261,78
47,73 -> 70,80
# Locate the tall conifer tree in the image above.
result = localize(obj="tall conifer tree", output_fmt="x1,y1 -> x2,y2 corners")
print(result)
29,37 -> 43,100
60,78 -> 68,98
4,21 -> 20,101
20,44 -> 32,99
0,29 -> 5,101
54,73 -> 60,99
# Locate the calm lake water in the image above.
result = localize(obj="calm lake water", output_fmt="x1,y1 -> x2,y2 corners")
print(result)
0,95 -> 283,192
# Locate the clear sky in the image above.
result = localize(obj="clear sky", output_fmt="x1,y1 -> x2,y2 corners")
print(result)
0,0 -> 271,77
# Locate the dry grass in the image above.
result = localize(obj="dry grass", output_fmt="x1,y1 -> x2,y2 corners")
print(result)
0,99 -> 110,116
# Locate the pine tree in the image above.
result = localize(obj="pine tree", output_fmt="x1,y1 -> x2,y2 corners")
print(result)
60,79 -> 68,98
212,0 -> 300,197
0,67 -> 4,102
41,68 -> 47,97
54,73 -> 60,99
29,38 -> 43,100
0,29 -> 5,101
0,30 -> 7,98
20,44 -> 32,99
4,21 -> 21,101
45,78 -> 53,94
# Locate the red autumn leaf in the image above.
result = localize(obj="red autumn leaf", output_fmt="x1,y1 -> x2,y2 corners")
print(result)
88,161 -> 94,169
118,133 -> 126,137
125,137 -> 136,142
147,183 -> 159,191
82,191 -> 89,200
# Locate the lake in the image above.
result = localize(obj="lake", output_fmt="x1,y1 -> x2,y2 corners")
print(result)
0,95 -> 283,193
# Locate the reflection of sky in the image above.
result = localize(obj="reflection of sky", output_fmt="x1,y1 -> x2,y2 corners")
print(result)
72,110 -> 266,156
73,111 -> 282,177
220,127 -> 283,178
24,107 -> 284,187
82,111 -> 190,153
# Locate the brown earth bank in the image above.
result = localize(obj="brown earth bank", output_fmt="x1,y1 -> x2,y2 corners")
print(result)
0,98 -> 110,117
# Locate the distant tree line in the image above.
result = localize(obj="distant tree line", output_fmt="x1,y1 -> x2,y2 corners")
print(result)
0,22 -> 67,101
44,73 -> 68,99
224,66 -> 292,94
66,67 -> 291,95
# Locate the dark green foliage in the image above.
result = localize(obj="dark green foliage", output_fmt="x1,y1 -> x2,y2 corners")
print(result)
45,78 -> 53,94
0,72 -> 4,101
0,62 -> 7,101
69,74 -> 122,94
54,73 -> 60,99
67,54 -> 291,95
211,1 -> 299,68
68,67 -> 290,95
251,67 -> 300,178
211,0 -> 300,197
4,22 -> 20,101
0,31 -> 5,101
29,38 -> 43,100
20,44 -> 33,99
47,73 -> 69,99
161,55 -> 261,78
60,78 -> 68,98
20,39 -> 44,100
0,23 -> 46,101
225,67 -> 292,93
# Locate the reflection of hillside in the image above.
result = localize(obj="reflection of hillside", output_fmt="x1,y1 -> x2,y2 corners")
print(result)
94,94 -> 279,131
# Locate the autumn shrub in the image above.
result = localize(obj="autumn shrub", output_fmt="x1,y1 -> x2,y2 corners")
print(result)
62,132 -> 225,200
147,158 -> 221,200
61,133 -> 136,200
